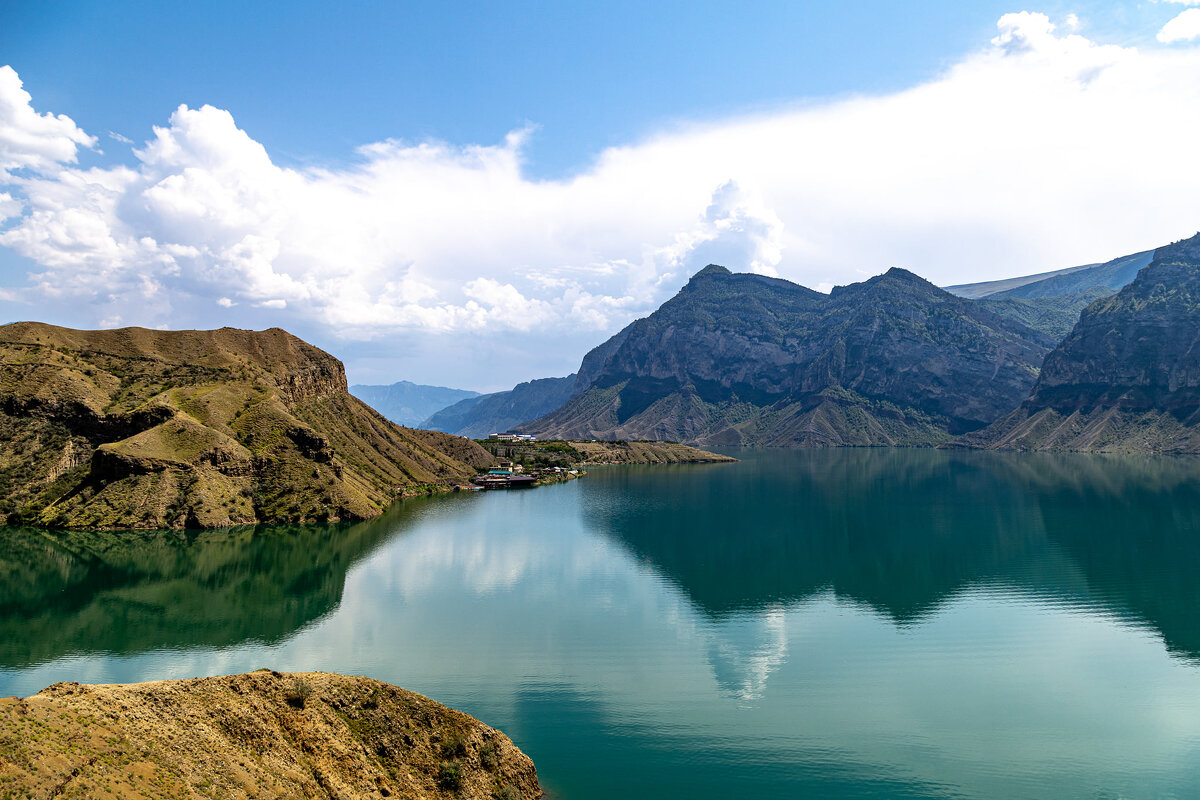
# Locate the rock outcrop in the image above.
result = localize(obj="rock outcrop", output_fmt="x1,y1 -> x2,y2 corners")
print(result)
0,323 -> 495,529
960,233 -> 1200,452
522,265 -> 1052,447
0,671 -> 541,800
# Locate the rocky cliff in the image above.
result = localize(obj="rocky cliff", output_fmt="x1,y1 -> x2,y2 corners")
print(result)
960,233 -> 1200,452
0,671 -> 541,800
522,265 -> 1052,446
0,323 -> 495,529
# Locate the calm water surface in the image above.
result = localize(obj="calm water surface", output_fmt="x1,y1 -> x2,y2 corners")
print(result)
2,448 -> 1200,798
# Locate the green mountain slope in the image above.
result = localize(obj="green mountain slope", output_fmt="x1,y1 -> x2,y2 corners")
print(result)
0,323 -> 494,529
522,265 -> 1052,446
976,287 -> 1113,340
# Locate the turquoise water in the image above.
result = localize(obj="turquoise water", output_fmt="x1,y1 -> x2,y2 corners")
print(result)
3,448 -> 1200,798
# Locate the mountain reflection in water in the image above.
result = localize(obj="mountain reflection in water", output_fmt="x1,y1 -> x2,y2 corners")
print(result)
0,505 -> 408,666
584,449 -> 1200,661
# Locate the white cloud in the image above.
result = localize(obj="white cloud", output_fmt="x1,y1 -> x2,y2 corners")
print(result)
0,191 -> 21,224
2,11 -> 1200,382
1158,8 -> 1200,42
0,66 -> 95,177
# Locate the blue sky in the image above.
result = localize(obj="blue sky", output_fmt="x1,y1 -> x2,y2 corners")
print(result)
1,0 -> 1179,177
3,1 -> 1200,389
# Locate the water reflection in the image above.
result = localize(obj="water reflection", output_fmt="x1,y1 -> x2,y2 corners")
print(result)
583,449 -> 1200,661
2,450 -> 1200,799
0,503 -> 415,666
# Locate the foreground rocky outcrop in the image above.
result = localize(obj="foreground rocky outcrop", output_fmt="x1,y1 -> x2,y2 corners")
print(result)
959,233 -> 1200,452
522,265 -> 1052,447
0,323 -> 495,529
0,671 -> 541,800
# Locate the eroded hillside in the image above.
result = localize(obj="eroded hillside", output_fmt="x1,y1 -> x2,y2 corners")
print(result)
0,323 -> 494,528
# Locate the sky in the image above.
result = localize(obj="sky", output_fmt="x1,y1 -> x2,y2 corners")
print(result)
2,1 -> 1200,391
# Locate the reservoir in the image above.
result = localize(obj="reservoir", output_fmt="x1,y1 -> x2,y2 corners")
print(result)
2,448 -> 1199,798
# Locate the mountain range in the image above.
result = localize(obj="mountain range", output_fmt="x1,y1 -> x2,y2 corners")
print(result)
3,231 -> 1196,534
962,233 -> 1200,452
421,374 -> 576,438
948,248 -> 1154,341
355,242 -> 1169,446
519,265 -> 1054,446
349,380 -> 479,428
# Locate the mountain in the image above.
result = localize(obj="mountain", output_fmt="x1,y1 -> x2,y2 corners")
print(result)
976,287 -> 1114,341
945,249 -> 1153,299
350,380 -> 479,427
0,671 -> 541,800
421,374 -> 576,438
942,249 -> 1156,342
959,233 -> 1200,452
521,265 -> 1053,447
0,323 -> 494,529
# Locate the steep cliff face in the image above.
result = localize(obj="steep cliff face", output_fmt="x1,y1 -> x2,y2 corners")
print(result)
961,233 -> 1200,452
523,265 -> 1052,446
0,323 -> 494,529
0,671 -> 541,800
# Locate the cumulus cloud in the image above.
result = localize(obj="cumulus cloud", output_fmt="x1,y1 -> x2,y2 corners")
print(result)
1159,8 -> 1200,42
2,11 -> 1200,382
0,66 -> 95,177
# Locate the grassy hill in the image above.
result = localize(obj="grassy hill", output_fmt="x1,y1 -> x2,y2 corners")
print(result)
0,322 -> 494,529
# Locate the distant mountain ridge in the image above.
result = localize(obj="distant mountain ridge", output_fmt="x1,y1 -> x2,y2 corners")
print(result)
945,249 -> 1153,300
944,249 -> 1157,342
521,264 -> 1053,447
960,233 -> 1200,453
421,374 -> 576,438
350,380 -> 479,427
